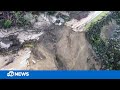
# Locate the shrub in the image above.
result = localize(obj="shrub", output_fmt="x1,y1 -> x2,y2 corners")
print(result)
4,20 -> 12,28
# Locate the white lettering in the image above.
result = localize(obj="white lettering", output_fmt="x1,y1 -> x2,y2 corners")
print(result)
7,71 -> 29,77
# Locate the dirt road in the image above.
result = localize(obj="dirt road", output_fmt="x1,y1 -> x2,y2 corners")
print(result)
65,11 -> 109,32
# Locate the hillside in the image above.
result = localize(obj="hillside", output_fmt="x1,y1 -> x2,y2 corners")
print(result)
0,11 -> 119,70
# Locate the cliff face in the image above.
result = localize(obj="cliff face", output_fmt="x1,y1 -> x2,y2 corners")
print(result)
55,26 -> 100,70
0,11 -> 101,70
26,25 -> 101,70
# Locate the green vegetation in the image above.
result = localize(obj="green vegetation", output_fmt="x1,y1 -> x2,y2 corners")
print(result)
47,11 -> 56,15
86,11 -> 120,70
22,40 -> 36,49
0,11 -> 59,29
85,11 -> 109,30
0,11 -> 31,29
4,20 -> 12,28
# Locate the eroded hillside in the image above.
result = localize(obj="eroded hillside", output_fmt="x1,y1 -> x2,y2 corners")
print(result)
0,11 -> 119,70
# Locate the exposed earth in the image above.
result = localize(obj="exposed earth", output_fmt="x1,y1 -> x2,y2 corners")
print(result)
0,11 -> 116,70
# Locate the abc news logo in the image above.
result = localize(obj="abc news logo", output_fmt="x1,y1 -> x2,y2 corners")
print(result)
7,71 -> 29,77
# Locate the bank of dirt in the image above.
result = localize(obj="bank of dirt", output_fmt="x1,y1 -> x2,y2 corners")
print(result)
0,11 -> 101,70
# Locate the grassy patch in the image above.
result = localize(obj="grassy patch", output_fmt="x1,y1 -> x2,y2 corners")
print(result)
85,11 -> 109,30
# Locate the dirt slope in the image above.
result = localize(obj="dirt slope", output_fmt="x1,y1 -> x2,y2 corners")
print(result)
0,11 -> 101,70
56,26 -> 101,70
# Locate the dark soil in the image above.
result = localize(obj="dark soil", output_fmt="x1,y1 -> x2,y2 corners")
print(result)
0,35 -> 21,55
68,11 -> 90,20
